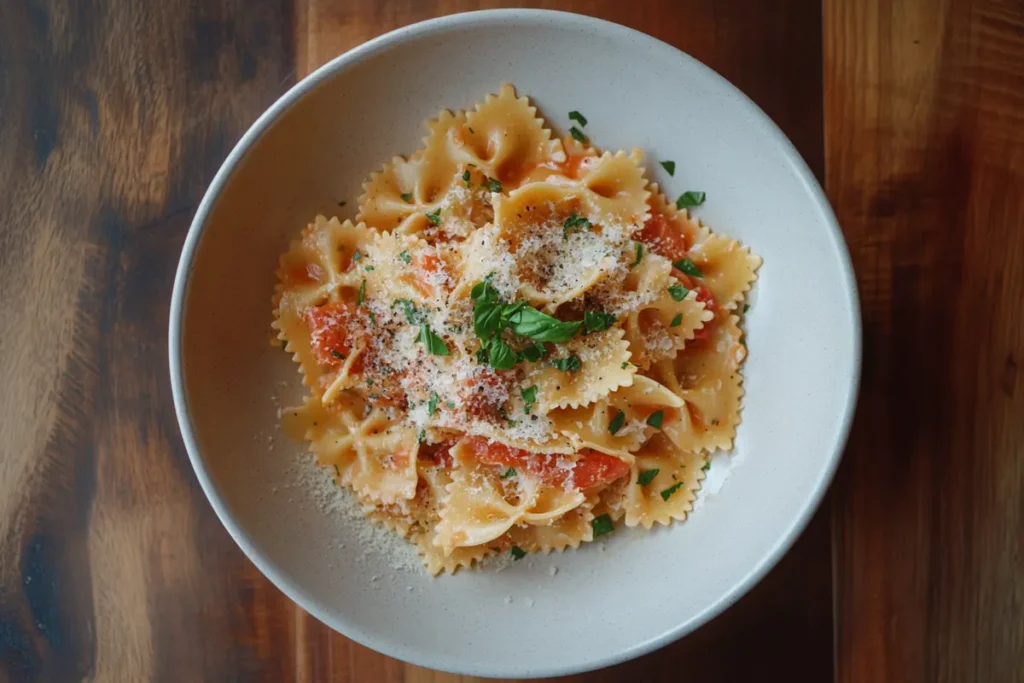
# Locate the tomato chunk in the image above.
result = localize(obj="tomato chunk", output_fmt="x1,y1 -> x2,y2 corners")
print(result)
464,437 -> 629,489
303,303 -> 356,367
637,211 -> 689,262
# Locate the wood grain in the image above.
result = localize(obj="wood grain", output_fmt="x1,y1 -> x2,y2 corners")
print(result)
824,0 -> 1024,681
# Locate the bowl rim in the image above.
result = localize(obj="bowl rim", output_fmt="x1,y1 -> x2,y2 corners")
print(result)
169,7 -> 861,678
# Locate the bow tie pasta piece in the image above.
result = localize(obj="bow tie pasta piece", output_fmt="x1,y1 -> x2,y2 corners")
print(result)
685,227 -> 762,311
273,217 -> 377,394
504,502 -> 597,554
441,83 -> 565,190
623,281 -> 714,370
550,375 -> 684,455
639,184 -> 703,259
492,182 -> 627,311
570,150 -> 651,226
363,231 -> 455,305
528,327 -> 634,411
648,314 -> 746,453
622,433 -> 705,529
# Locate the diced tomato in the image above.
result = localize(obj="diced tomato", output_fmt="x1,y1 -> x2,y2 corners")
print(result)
637,211 -> 690,262
464,437 -> 629,489
303,303 -> 356,367
419,441 -> 454,468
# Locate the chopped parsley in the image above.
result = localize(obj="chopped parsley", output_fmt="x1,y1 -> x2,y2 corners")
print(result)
632,241 -> 644,267
743,303 -> 751,314
484,177 -> 503,193
365,265 -> 375,271
500,468 -> 516,479
569,126 -> 587,142
591,513 -> 614,538
425,208 -> 441,226
637,469 -> 660,486
646,410 -> 664,429
462,170 -> 471,186
394,298 -> 420,323
621,361 -> 630,370
352,250 -> 361,261
521,385 -> 538,413
608,409 -> 626,435
710,418 -> 720,426
702,460 -> 712,472
399,251 -> 411,264
367,310 -> 377,323
670,313 -> 683,327
562,213 -> 591,238
418,324 -> 450,356
660,160 -> 676,176
330,349 -> 345,360
668,283 -> 689,301
550,355 -> 582,373
660,482 -> 683,501
568,110 -> 588,127
400,192 -> 413,202
446,401 -> 455,409
418,429 -> 426,443
510,546 -> 527,560
427,392 -> 439,416
676,191 -> 706,209
357,278 -> 366,305
673,258 -> 704,278
584,310 -> 616,333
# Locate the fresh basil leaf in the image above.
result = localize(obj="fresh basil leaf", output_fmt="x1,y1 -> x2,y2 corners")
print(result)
660,482 -> 683,501
670,313 -> 683,327
521,385 -> 537,413
646,410 -> 664,429
507,306 -> 581,342
418,325 -> 449,356
484,177 -> 503,193
488,338 -> 517,370
584,310 -> 616,333
637,469 -> 659,486
591,513 -> 614,538
518,342 -> 548,363
568,110 -> 588,127
668,283 -> 689,301
569,126 -> 587,142
550,355 -> 582,373
673,257 -> 704,278
608,410 -> 626,435
660,160 -> 675,176
510,546 -> 527,560
473,300 -> 503,339
562,213 -> 591,238
676,191 -> 706,209
500,468 -> 516,479
425,208 -> 441,225
462,170 -> 471,186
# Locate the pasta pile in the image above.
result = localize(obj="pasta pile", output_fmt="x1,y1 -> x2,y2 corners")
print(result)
272,85 -> 761,574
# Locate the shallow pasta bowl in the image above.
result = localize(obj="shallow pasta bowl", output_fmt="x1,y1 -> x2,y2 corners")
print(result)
169,9 -> 860,678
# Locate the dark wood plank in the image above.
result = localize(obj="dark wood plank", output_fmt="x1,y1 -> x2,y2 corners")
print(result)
824,0 -> 1024,681
0,0 -> 297,681
0,0 -> 830,681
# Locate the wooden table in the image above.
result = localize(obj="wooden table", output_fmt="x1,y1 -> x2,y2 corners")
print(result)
0,0 -> 1020,681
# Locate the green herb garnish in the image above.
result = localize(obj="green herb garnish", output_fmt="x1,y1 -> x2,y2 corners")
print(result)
418,325 -> 450,356
550,355 -> 582,373
518,343 -> 547,363
743,303 -> 750,314
584,310 -> 616,333
510,546 -> 527,560
702,460 -> 711,472
591,513 -> 614,538
500,468 -> 516,479
399,251 -> 411,264
488,338 -> 517,370
506,307 -> 581,343
609,410 -> 626,435
668,283 -> 689,301
484,177 -> 503,193
425,208 -> 441,226
637,469 -> 659,486
562,213 -> 591,238
670,313 -> 683,327
660,160 -> 676,176
462,170 -> 471,186
394,299 -> 420,324
569,126 -> 587,142
676,191 -> 706,209
632,241 -> 644,267
428,392 -> 439,416
400,192 -> 413,202
621,361 -> 630,369
673,258 -> 704,278
521,385 -> 538,413
352,251 -> 361,261
418,429 -> 426,443
568,110 -> 588,127
330,349 -> 345,360
646,410 -> 664,429
447,401 -> 455,409
357,279 -> 366,305
661,482 -> 683,501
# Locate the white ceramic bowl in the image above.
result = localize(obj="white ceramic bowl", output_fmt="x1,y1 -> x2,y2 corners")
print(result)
170,9 -> 859,678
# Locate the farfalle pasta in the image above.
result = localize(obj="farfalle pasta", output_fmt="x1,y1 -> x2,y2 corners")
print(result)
273,85 -> 761,574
